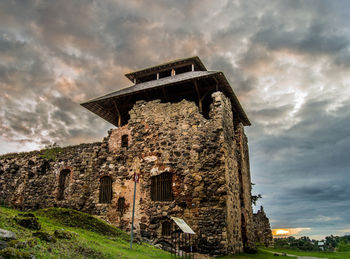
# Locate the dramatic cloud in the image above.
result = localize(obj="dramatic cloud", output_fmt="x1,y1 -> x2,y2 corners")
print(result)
1,0 -> 349,239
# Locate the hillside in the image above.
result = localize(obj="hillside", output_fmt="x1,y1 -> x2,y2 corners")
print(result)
0,206 -> 303,259
0,206 -> 172,258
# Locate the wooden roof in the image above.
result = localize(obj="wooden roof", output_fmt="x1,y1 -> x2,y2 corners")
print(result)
81,70 -> 251,126
125,56 -> 206,83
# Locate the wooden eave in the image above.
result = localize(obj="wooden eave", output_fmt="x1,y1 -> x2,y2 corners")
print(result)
81,71 -> 251,127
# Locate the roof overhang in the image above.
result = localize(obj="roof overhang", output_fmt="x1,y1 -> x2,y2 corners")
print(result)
81,71 -> 251,126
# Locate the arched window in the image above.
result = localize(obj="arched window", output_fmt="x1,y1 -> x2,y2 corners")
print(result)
162,221 -> 172,236
99,176 -> 112,203
121,134 -> 128,148
117,197 -> 125,215
58,169 -> 70,200
151,172 -> 173,201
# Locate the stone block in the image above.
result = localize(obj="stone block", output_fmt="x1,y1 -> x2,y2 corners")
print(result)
0,229 -> 16,241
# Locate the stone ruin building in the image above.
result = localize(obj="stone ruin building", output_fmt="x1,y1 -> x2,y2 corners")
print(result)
0,57 -> 273,255
253,206 -> 274,247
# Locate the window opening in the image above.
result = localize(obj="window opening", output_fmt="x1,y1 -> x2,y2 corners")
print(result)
121,134 -> 128,148
151,172 -> 173,201
201,93 -> 212,119
176,65 -> 192,74
117,197 -> 125,215
159,69 -> 171,79
99,176 -> 112,203
162,221 -> 172,236
138,73 -> 158,83
58,169 -> 70,200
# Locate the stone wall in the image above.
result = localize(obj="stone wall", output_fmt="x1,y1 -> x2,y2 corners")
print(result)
0,143 -> 104,212
0,91 -> 256,255
253,206 -> 274,247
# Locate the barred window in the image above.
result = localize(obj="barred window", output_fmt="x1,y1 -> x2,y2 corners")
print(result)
117,197 -> 125,214
58,169 -> 70,200
121,134 -> 128,148
162,221 -> 172,236
99,176 -> 112,203
151,172 -> 173,201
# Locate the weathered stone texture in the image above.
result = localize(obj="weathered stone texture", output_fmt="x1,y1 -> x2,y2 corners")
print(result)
253,206 -> 274,247
0,91 -> 262,255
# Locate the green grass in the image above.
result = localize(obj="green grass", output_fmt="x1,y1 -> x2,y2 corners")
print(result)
5,206 -> 348,259
39,146 -> 63,161
0,206 -> 172,258
36,208 -> 129,239
262,247 -> 350,259
217,248 -> 297,258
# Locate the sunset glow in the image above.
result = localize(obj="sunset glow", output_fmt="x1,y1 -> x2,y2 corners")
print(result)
275,229 -> 289,235
272,228 -> 311,236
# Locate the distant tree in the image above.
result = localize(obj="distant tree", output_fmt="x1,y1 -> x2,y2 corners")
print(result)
251,183 -> 262,205
338,240 -> 350,252
274,238 -> 289,248
251,194 -> 262,206
325,235 -> 338,251
275,235 -> 350,252
287,236 -> 296,242
274,236 -> 320,251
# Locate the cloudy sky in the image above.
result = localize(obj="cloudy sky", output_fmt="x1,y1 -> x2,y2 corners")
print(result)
1,0 -> 349,239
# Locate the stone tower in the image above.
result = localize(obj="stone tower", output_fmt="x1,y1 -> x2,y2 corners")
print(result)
81,56 -> 256,254
0,57 -> 257,256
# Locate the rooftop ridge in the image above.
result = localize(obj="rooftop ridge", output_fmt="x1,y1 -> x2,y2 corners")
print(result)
124,56 -> 206,83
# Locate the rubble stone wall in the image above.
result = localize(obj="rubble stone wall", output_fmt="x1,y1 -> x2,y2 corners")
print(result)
0,91 -> 257,255
253,206 -> 274,247
237,124 -> 257,252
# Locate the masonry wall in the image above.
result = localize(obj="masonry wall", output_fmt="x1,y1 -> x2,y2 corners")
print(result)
253,206 -> 274,247
0,91 -> 256,255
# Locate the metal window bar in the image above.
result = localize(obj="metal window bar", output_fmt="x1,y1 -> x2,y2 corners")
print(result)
170,231 -> 195,258
151,173 -> 173,201
99,176 -> 112,203
162,221 -> 172,236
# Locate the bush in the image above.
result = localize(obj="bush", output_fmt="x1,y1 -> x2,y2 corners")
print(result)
15,216 -> 41,230
32,231 -> 57,242
338,241 -> 350,252
54,229 -> 73,239
0,247 -> 31,259
39,145 -> 62,161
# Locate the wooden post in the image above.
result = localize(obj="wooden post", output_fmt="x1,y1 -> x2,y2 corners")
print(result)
157,73 -> 159,80
129,178 -> 137,249
113,100 -> 122,127
191,64 -> 194,71
194,81 -> 202,113
162,87 -> 168,102
214,77 -> 219,91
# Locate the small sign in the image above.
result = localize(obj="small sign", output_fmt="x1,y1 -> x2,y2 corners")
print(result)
133,173 -> 139,183
171,217 -> 195,234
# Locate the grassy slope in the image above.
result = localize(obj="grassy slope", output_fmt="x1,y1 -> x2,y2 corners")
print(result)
4,206 -> 346,259
0,206 -> 172,259
218,249 -> 297,259
261,247 -> 350,259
